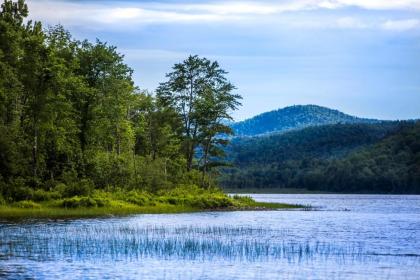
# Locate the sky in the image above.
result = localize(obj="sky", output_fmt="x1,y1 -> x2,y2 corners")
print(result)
25,0 -> 420,121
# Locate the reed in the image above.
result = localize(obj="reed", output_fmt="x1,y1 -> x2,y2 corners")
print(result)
0,224 -> 367,262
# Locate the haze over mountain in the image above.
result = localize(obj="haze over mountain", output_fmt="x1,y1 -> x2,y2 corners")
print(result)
231,105 -> 379,137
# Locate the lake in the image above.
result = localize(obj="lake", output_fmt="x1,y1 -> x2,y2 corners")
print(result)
1,194 -> 419,279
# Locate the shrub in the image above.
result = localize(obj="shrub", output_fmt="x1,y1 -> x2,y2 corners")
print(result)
86,151 -> 133,189
122,190 -> 151,206
43,179 -> 57,191
232,195 -> 255,205
166,197 -> 178,205
60,196 -> 97,208
33,189 -> 61,201
63,179 -> 94,197
0,193 -> 6,205
11,186 -> 34,201
12,200 -> 41,209
90,192 -> 111,207
93,197 -> 110,207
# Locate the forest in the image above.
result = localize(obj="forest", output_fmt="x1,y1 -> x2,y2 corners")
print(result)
221,121 -> 420,193
0,0 -> 256,213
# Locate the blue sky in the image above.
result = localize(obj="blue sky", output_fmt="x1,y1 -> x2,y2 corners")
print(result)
26,0 -> 420,121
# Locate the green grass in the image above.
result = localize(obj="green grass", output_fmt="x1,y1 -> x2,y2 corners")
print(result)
0,187 -> 305,219
0,204 -> 197,219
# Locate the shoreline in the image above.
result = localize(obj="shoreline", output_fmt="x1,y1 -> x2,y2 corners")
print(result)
0,203 -> 303,220
224,188 -> 335,194
224,188 -> 420,195
0,198 -> 304,220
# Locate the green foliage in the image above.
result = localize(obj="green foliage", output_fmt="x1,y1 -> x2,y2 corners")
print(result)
63,179 -> 94,197
0,1 -> 243,204
222,122 -> 420,194
122,190 -> 151,206
9,179 -> 33,201
54,183 -> 67,195
157,55 -> 241,178
33,189 -> 61,201
60,196 -> 98,208
12,200 -> 41,209
232,195 -> 254,204
0,193 -> 6,205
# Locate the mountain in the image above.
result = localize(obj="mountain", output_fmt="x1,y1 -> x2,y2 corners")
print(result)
220,121 -> 420,194
231,105 -> 379,137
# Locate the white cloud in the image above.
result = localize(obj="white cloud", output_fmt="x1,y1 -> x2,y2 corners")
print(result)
327,0 -> 420,10
25,0 -> 420,30
381,19 -> 420,31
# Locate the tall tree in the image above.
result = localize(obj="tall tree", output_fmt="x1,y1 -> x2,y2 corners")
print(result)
195,85 -> 241,183
0,0 -> 28,182
76,40 -> 134,153
157,55 -> 241,172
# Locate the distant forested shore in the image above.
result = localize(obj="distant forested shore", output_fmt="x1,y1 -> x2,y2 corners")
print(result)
221,121 -> 420,194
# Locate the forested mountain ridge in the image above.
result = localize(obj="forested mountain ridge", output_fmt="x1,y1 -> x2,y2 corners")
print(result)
231,105 -> 379,137
220,121 -> 420,193
229,122 -> 401,164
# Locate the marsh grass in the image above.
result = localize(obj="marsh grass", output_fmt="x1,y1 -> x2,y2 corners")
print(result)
0,224 -> 366,262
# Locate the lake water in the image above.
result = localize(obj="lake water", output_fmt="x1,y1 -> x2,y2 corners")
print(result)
1,194 -> 419,279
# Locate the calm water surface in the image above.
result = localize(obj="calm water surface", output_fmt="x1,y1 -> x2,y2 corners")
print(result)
0,194 -> 419,279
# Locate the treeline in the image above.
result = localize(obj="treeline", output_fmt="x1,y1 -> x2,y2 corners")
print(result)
220,122 -> 420,193
0,0 -> 240,202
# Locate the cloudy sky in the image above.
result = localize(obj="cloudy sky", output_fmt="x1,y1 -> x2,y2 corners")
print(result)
26,0 -> 420,120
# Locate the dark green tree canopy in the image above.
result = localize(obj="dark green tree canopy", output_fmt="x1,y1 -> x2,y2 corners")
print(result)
157,55 -> 241,175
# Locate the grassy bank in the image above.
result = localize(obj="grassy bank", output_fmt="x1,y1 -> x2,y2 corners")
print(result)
0,186 -> 303,219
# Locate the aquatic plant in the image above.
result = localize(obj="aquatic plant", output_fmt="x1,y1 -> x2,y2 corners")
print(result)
0,224 -> 370,263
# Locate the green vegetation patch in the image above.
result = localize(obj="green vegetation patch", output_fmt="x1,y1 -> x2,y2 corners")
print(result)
0,187 -> 304,219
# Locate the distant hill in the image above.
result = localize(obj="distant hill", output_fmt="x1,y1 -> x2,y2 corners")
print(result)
220,121 -> 420,194
231,105 -> 379,137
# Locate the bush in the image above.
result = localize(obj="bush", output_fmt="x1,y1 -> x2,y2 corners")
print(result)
90,192 -> 111,207
12,200 -> 41,209
0,193 -> 6,205
93,197 -> 110,207
190,196 -> 232,208
60,196 -> 98,208
86,151 -> 133,189
232,195 -> 254,204
166,197 -> 178,205
116,190 -> 152,206
63,179 -> 94,197
33,189 -> 61,201
158,193 -> 234,209
54,183 -> 67,195
11,186 -> 34,201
